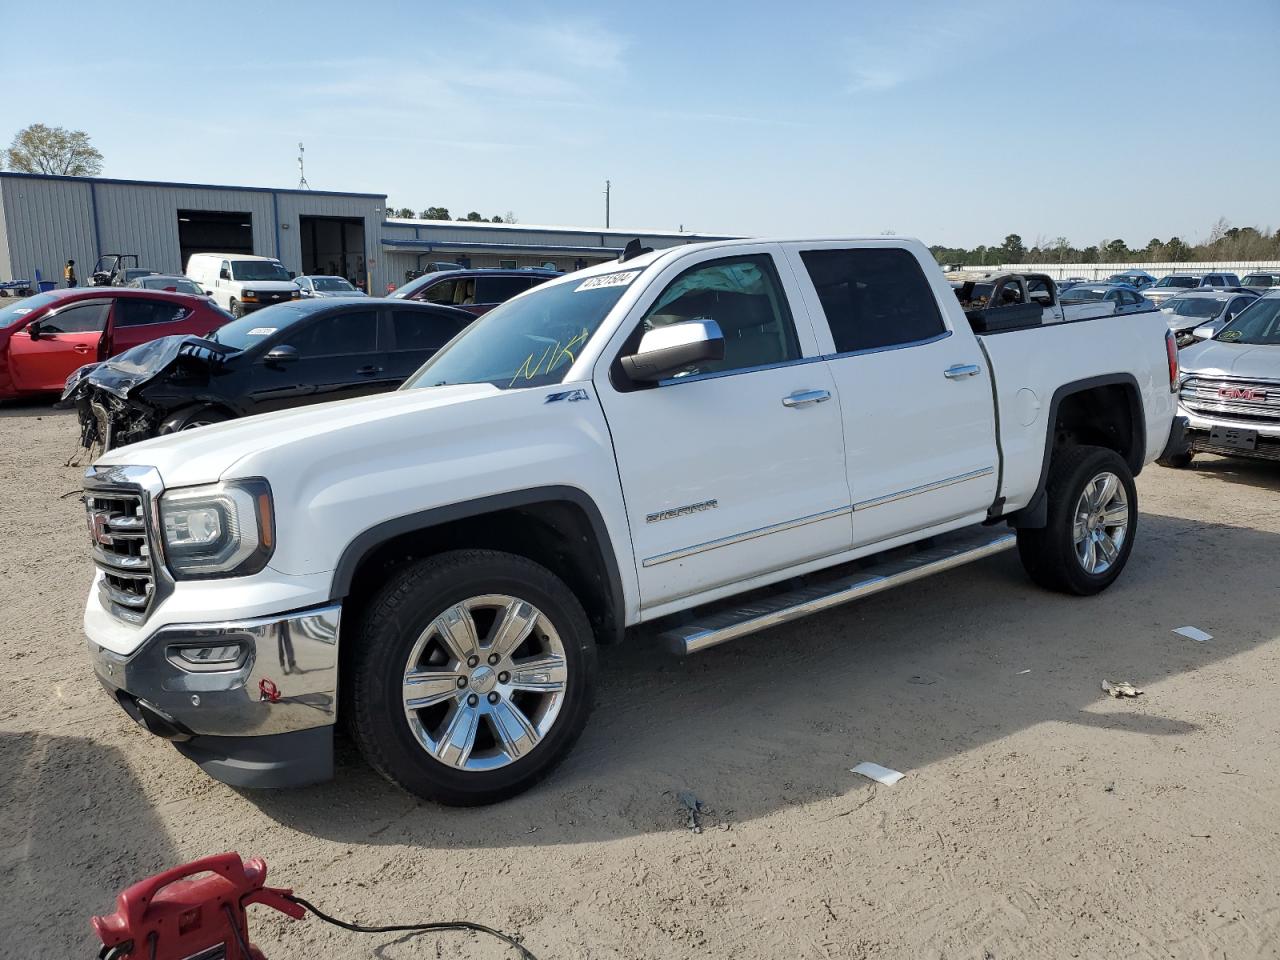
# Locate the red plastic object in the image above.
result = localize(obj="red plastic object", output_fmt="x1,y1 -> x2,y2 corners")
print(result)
92,853 -> 305,959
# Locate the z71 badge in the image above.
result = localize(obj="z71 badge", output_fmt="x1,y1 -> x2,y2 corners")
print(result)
646,499 -> 718,523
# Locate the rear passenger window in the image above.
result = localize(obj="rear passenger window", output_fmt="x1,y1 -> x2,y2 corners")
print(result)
475,276 -> 532,303
420,279 -> 458,305
800,248 -> 946,353
391,309 -> 470,351
638,254 -> 800,376
286,310 -> 378,357
116,299 -> 191,327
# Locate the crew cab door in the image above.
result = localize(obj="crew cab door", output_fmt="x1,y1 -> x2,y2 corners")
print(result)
383,305 -> 473,384
783,242 -> 998,548
8,299 -> 111,392
246,306 -> 389,413
594,246 -> 851,612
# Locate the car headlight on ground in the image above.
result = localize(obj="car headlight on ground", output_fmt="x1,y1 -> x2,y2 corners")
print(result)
159,479 -> 274,578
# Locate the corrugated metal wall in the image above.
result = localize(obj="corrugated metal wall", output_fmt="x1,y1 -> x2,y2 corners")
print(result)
276,192 -> 386,291
0,183 -> 11,282
93,182 -> 277,275
0,174 -> 389,291
0,176 -> 98,287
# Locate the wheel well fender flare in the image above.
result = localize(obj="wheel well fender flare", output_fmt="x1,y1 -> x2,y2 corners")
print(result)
329,485 -> 625,638
1012,373 -> 1145,528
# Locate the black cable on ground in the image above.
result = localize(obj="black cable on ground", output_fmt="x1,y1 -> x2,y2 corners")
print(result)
283,893 -> 540,960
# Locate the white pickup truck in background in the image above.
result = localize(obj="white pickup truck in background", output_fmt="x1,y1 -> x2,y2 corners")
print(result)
81,238 -> 1180,805
952,271 -> 1116,326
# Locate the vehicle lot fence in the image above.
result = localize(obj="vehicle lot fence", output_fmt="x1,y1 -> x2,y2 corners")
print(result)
958,260 -> 1280,281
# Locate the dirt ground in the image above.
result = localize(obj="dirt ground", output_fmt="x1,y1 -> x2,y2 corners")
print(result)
3,401 -> 1280,960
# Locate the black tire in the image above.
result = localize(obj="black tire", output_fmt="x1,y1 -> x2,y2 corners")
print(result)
229,299 -> 244,319
349,549 -> 597,806
159,405 -> 231,434
1016,445 -> 1138,596
1156,450 -> 1194,469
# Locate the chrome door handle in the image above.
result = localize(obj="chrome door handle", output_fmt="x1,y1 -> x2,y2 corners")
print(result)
781,389 -> 831,408
944,364 -> 981,380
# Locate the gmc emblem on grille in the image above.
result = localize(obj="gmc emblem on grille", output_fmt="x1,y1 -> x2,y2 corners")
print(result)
1219,386 -> 1266,401
87,511 -> 113,546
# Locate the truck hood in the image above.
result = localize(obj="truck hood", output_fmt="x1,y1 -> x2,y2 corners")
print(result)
95,382 -> 502,487
1179,339 -> 1280,379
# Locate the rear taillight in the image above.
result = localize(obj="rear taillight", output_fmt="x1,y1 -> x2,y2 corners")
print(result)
1165,328 -> 1178,392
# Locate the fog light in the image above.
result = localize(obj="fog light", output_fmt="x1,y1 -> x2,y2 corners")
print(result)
168,642 -> 247,671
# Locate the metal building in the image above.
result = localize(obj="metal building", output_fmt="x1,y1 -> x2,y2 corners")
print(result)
0,172 -> 735,296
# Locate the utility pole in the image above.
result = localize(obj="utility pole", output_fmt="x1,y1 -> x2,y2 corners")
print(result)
604,179 -> 611,228
297,142 -> 310,190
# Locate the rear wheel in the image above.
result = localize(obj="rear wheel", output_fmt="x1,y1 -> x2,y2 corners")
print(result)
350,549 -> 597,805
1017,445 -> 1137,596
159,406 -> 231,434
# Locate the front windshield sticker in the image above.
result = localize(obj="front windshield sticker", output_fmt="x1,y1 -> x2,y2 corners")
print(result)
13,308 -> 32,315
247,327 -> 276,336
509,327 -> 590,388
575,270 -> 639,292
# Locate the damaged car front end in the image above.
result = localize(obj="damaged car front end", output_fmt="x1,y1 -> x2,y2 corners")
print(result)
63,336 -> 233,453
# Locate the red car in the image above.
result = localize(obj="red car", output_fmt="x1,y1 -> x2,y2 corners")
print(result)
0,288 -> 231,400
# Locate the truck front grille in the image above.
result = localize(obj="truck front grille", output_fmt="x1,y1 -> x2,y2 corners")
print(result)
1181,377 -> 1280,423
85,489 -> 155,623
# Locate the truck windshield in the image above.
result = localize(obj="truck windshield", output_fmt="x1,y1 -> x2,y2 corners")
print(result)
1154,276 -> 1197,288
231,260 -> 292,282
404,271 -> 638,390
0,292 -> 58,328
1215,298 -> 1280,345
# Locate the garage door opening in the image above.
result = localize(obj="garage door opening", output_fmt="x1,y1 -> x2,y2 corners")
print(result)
177,211 -> 253,271
300,216 -> 366,288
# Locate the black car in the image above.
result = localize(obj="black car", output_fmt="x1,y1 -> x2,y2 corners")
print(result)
65,298 -> 474,451
388,268 -> 560,315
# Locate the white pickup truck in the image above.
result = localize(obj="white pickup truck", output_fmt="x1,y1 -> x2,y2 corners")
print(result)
82,238 -> 1180,805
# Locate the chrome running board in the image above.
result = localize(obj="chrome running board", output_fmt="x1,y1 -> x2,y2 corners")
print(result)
657,525 -> 1017,656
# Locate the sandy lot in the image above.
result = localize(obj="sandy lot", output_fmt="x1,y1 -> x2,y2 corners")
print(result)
2,401 -> 1280,960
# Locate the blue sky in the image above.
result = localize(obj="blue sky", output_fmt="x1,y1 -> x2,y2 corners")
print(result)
3,0 -> 1277,247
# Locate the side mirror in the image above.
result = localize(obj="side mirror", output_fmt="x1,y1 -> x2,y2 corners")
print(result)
27,321 -> 42,341
265,344 -> 300,364
219,269 -> 231,280
1191,325 -> 1215,341
620,319 -> 725,382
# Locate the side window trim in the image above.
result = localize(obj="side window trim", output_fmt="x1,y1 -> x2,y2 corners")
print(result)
621,251 -> 804,388
823,328 -> 953,361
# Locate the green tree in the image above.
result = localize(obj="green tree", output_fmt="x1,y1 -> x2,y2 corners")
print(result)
420,206 -> 451,220
4,123 -> 103,176
461,211 -> 485,222
391,207 -> 415,218
1102,238 -> 1130,261
1000,234 -> 1026,262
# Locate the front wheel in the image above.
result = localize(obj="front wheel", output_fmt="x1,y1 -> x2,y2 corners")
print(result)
350,550 -> 597,805
229,299 -> 244,319
159,405 -> 231,434
1017,445 -> 1138,596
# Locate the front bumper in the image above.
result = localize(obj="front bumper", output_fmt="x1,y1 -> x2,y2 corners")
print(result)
89,603 -> 341,788
1180,408 -> 1280,462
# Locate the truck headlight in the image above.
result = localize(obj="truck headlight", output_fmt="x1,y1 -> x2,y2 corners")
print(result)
242,290 -> 258,301
159,479 -> 274,578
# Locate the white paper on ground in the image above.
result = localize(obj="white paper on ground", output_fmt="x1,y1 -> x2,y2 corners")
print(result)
851,762 -> 905,786
1173,626 -> 1213,643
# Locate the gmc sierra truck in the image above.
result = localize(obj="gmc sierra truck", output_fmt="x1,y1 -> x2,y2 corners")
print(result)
81,238 -> 1181,806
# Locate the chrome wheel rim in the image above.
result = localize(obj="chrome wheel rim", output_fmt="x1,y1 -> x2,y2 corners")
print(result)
1073,471 -> 1129,575
402,594 -> 567,772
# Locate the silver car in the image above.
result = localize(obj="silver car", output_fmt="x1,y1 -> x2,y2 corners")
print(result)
1146,272 -> 1242,306
1059,282 -> 1153,315
1164,291 -> 1280,467
1160,290 -> 1259,347
296,275 -> 367,298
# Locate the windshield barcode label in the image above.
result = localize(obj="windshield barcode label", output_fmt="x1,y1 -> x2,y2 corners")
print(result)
575,271 -> 639,292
